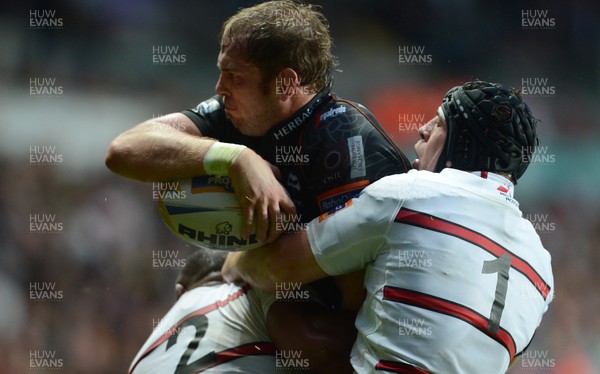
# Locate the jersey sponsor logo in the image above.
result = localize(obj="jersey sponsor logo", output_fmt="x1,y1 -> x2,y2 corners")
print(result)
319,105 -> 347,121
317,180 -> 368,214
322,171 -> 342,184
318,200 -> 352,222
273,111 -> 311,140
347,135 -> 366,178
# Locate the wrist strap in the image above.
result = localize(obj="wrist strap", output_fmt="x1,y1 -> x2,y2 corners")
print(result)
203,142 -> 247,176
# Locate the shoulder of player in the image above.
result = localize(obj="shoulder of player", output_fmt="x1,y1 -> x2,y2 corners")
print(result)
178,282 -> 250,308
305,97 -> 389,145
363,172 -> 418,196
313,96 -> 377,127
191,95 -> 225,116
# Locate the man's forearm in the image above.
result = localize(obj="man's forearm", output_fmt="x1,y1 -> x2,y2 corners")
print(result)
105,120 -> 216,182
223,231 -> 328,291
223,249 -> 279,292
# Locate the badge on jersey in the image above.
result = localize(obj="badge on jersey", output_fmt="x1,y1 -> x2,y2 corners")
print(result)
318,200 -> 353,222
347,135 -> 366,178
316,180 -> 368,213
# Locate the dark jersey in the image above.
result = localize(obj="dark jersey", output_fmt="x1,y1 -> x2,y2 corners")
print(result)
182,88 -> 412,223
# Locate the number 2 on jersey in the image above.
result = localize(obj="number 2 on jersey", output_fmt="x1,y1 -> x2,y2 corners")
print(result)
165,314 -> 217,373
481,253 -> 512,334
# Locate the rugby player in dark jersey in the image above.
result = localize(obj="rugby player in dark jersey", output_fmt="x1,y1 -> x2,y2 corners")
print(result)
106,1 -> 411,372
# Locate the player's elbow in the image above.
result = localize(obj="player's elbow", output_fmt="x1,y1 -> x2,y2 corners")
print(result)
105,135 -> 133,175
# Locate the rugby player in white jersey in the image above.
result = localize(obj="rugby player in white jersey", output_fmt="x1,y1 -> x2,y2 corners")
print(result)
129,249 -> 277,373
130,248 -> 350,373
223,81 -> 555,373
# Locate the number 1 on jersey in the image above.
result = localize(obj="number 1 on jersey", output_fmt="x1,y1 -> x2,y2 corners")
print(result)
482,253 -> 512,334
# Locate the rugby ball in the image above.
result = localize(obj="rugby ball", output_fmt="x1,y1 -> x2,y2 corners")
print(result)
157,176 -> 261,251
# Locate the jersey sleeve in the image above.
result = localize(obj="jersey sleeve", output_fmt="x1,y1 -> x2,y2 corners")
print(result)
182,96 -> 263,147
304,100 -> 412,215
307,179 -> 402,276
181,96 -> 226,138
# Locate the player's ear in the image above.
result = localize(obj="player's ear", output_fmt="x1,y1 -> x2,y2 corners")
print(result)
275,68 -> 300,101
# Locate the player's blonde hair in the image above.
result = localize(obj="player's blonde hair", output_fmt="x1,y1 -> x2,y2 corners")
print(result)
220,0 -> 338,93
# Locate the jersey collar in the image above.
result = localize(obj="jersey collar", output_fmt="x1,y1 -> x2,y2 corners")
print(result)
470,171 -> 514,197
268,86 -> 331,141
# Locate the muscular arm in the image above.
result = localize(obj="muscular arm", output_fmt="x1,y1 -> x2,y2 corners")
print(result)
105,113 -> 215,182
222,230 -> 328,291
105,113 -> 295,242
223,230 -> 362,373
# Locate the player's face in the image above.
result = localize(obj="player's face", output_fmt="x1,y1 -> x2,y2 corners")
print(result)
413,107 -> 447,171
215,45 -> 283,136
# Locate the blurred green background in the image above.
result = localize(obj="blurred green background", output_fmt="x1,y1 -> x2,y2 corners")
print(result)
1,0 -> 598,372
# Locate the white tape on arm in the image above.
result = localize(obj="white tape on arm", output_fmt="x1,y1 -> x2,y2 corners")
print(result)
203,142 -> 248,176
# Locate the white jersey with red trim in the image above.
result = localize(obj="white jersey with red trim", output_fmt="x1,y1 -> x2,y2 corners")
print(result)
307,168 -> 554,374
129,283 -> 276,374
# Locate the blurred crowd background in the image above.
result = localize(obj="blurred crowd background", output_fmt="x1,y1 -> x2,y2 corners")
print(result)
1,0 -> 599,372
